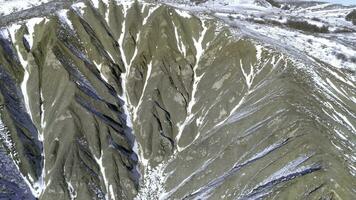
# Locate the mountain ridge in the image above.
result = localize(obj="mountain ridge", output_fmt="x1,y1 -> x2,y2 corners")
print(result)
0,0 -> 355,199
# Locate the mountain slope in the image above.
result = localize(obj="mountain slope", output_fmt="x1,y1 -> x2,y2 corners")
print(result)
0,0 -> 355,199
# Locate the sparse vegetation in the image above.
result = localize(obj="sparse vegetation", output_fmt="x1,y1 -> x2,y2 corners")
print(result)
350,57 -> 356,63
335,53 -> 347,62
346,10 -> 356,21
281,4 -> 290,10
266,0 -> 280,8
346,10 -> 356,25
228,14 -> 234,21
332,28 -> 354,33
191,0 -> 208,5
286,20 -> 329,33
333,52 -> 356,63
311,17 -> 321,22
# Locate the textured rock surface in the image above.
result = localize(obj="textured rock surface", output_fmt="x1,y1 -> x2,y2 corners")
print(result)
0,0 -> 355,199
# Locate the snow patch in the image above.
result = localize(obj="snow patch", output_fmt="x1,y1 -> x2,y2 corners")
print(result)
57,9 -> 74,30
175,9 -> 191,18
133,61 -> 152,121
0,113 -> 13,151
71,2 -> 86,16
116,1 -> 148,168
91,0 -> 100,9
94,152 -> 113,200
176,20 -> 209,151
94,61 -> 110,84
135,162 -> 167,200
173,21 -> 187,57
67,181 -> 77,200
0,0 -> 50,16
24,17 -> 46,49
7,24 -> 33,120
142,5 -> 160,26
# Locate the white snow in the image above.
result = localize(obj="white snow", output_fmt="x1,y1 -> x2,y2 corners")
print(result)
0,81 -> 44,198
324,67 -> 355,88
115,1 -> 145,166
135,161 -> 168,200
335,129 -> 348,141
23,17 -> 47,50
201,0 -> 270,10
1,1 -> 354,199
175,9 -> 191,18
0,113 -> 13,150
2,114 -> 43,197
20,61 -> 32,118
102,0 -> 110,6
243,22 -> 355,70
160,157 -> 213,199
255,44 -> 263,61
334,110 -> 356,132
213,55 -> 265,129
105,4 -> 110,23
240,62 -> 254,89
0,0 -> 50,16
142,5 -> 160,26
117,1 -> 133,127
94,152 -> 113,200
25,173 -> 43,198
128,4 -> 160,70
0,27 -> 10,41
67,181 -> 77,200
7,24 -> 34,120
57,10 -> 74,30
32,168 -> 46,197
38,90 -> 46,199
326,78 -> 348,100
109,185 -> 116,200
94,61 -> 110,84
162,0 -> 356,72
91,0 -> 100,9
71,2 -> 86,16
7,24 -> 20,44
242,154 -> 314,198
129,32 -> 140,67
175,20 -> 209,151
173,21 -> 187,57
133,61 -> 152,121
118,3 -> 130,69
188,20 -> 208,111
40,91 -> 46,142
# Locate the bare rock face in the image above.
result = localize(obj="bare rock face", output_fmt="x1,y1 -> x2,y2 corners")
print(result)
0,0 -> 355,200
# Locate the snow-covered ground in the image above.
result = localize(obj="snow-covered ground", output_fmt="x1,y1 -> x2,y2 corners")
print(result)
161,0 -> 356,73
324,0 -> 355,5
0,0 -> 50,16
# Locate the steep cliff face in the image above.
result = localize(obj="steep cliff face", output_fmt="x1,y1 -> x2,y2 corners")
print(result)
0,0 -> 355,200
